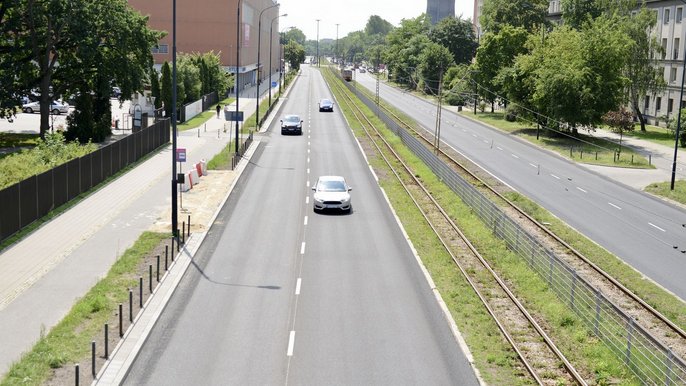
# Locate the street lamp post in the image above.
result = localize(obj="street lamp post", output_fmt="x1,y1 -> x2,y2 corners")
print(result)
234,0 -> 242,153
171,0 -> 178,237
672,0 -> 686,190
256,3 -> 280,130
316,19 -> 320,67
335,23 -> 340,64
269,13 -> 287,108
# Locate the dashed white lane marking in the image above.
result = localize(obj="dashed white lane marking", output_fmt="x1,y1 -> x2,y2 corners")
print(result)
287,331 -> 296,356
483,140 -> 489,144
306,180 -> 310,187
308,141 -> 310,146
551,174 -> 560,180
307,149 -> 310,154
608,202 -> 622,210
307,168 -> 310,174
496,146 -> 503,150
304,216 -> 308,225
649,223 -> 666,232
307,157 -> 310,163
295,278 -> 302,295
576,187 -> 587,193
511,154 -> 519,159
472,134 -> 478,138
305,196 -> 309,204
529,163 -> 537,168
300,242 -> 306,254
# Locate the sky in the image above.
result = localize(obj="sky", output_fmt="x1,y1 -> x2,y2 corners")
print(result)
278,0 -> 475,41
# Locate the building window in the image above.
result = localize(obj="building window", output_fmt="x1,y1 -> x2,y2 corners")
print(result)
663,38 -> 668,59
657,97 -> 662,111
672,67 -> 678,82
665,8 -> 671,24
678,7 -> 683,23
645,96 -> 650,111
669,98 -> 674,113
675,38 -> 681,59
152,44 -> 169,54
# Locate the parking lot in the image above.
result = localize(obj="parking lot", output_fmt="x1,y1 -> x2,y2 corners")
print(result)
0,99 -> 132,135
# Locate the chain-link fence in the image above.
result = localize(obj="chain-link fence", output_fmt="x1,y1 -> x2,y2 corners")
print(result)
342,76 -> 686,385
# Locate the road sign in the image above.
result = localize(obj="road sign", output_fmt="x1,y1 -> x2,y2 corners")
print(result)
176,148 -> 186,162
271,81 -> 277,88
225,110 -> 244,122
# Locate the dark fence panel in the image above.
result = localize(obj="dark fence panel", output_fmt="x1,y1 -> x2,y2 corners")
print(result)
53,164 -> 68,208
102,145 -> 112,180
36,170 -> 54,218
19,176 -> 37,228
0,184 -> 20,240
0,119 -> 171,243
80,153 -> 92,193
91,150 -> 103,187
66,158 -> 80,199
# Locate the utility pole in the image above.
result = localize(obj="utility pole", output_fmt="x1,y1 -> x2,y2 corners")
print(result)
316,19 -> 320,67
171,0 -> 178,238
235,0 -> 242,153
434,66 -> 443,154
335,23 -> 339,65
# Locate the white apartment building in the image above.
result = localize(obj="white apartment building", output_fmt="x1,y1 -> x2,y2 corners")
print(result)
472,0 -> 685,125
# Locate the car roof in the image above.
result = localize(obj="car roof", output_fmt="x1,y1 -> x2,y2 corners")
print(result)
320,98 -> 332,102
318,175 -> 345,182
284,114 -> 300,119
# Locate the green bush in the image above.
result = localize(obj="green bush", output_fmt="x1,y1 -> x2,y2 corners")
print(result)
0,132 -> 97,189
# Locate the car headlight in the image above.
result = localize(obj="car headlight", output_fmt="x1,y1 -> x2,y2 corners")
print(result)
340,196 -> 350,203
313,195 -> 324,203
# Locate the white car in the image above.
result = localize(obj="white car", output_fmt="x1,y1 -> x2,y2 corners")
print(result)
22,101 -> 69,115
312,176 -> 352,213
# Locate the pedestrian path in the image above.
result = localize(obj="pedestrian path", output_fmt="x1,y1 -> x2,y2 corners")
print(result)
0,79 -> 283,376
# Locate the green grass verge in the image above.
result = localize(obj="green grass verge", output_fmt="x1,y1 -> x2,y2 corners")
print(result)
645,180 -> 686,207
460,111 -> 653,169
324,67 -> 640,384
177,97 -> 235,131
0,133 -> 40,148
0,232 -> 168,386
624,124 -> 678,148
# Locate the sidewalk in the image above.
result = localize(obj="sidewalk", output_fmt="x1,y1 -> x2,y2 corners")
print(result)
0,79 -> 283,377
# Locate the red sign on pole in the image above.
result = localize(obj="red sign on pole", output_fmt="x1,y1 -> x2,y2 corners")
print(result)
176,148 -> 186,162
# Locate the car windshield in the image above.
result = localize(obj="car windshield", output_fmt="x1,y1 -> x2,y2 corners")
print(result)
284,115 -> 300,123
318,180 -> 346,192
321,99 -> 331,104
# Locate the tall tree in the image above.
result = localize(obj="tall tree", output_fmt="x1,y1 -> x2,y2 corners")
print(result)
384,14 -> 432,88
480,0 -> 549,33
284,40 -> 305,71
429,16 -> 478,65
160,62 -> 172,118
419,43 -> 455,95
365,15 -> 394,36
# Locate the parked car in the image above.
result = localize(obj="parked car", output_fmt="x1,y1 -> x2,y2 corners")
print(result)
21,100 -> 69,115
318,98 -> 334,112
359,68 -> 366,73
312,175 -> 352,213
280,114 -> 303,135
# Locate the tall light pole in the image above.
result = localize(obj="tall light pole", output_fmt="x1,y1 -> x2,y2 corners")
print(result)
171,0 -> 179,237
269,13 -> 287,108
256,3 -> 280,130
671,0 -> 686,190
316,19 -> 320,67
335,23 -> 339,65
235,0 -> 242,153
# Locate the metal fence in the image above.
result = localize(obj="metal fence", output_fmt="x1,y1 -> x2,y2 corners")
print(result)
343,77 -> 686,385
0,119 -> 170,243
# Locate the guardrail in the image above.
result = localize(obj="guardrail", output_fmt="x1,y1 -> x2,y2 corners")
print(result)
340,72 -> 686,385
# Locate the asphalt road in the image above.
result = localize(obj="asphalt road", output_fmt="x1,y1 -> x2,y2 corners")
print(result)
355,72 -> 686,301
123,66 -> 479,385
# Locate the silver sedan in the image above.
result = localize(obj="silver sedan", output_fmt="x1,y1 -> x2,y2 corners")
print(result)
22,101 -> 69,115
312,176 -> 352,213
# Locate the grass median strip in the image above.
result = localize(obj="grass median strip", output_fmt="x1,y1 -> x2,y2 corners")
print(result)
323,68 -> 638,384
1,232 -> 169,386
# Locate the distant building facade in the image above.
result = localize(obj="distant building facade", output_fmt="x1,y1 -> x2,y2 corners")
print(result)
427,0 -> 455,24
127,0 -> 281,91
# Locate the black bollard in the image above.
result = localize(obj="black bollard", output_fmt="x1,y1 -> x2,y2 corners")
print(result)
129,290 -> 133,322
91,341 -> 96,377
139,277 -> 143,308
119,304 -> 123,337
165,254 -> 168,271
171,238 -> 175,256
182,222 -> 186,244
104,324 -> 109,359
149,265 -> 152,293
187,215 -> 191,236
75,364 -> 79,386
165,245 -> 169,263
156,255 -> 160,282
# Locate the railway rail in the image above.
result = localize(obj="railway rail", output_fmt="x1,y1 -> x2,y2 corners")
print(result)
325,68 -> 588,385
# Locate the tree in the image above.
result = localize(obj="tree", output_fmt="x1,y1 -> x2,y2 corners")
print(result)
384,15 -> 432,88
418,43 -> 455,95
480,0 -> 549,33
161,62 -> 172,118
622,8 -> 665,131
150,68 -> 161,109
284,40 -> 305,71
365,15 -> 394,36
473,25 -> 530,112
283,28 -> 306,46
428,16 -> 478,65
602,108 -> 634,154
178,55 -> 201,104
